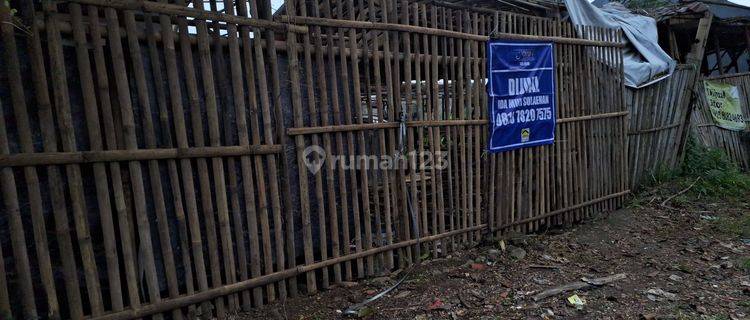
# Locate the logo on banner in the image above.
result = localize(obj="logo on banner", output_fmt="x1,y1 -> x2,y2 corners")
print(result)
521,128 -> 530,142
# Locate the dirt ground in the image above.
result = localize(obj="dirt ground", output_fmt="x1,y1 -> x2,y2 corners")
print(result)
240,189 -> 750,320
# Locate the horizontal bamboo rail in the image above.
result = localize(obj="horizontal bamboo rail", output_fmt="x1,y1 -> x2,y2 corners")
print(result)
277,15 -> 626,47
287,111 -> 629,135
502,190 -> 630,228
0,145 -> 282,167
88,224 -> 487,320
66,0 -> 308,33
627,122 -> 681,135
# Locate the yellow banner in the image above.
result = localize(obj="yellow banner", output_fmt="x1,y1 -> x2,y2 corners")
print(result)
703,80 -> 747,131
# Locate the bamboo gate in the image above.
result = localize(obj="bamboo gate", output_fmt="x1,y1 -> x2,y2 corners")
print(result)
0,0 -> 627,319
626,65 -> 696,188
692,72 -> 750,170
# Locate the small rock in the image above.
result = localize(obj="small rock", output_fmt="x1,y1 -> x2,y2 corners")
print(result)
371,277 -> 390,285
394,290 -> 411,299
507,245 -> 526,260
668,274 -> 683,282
340,281 -> 358,288
695,305 -> 707,314
541,309 -> 555,320
645,288 -> 677,301
487,249 -> 501,262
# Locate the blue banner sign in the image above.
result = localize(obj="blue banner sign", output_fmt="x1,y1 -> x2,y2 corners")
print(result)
488,40 -> 556,153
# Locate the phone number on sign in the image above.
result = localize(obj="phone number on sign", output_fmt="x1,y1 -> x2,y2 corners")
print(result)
494,107 -> 553,126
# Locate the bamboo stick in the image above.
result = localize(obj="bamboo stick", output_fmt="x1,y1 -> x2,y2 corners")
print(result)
64,0 -> 304,32
279,15 -> 624,47
104,8 -> 164,318
0,75 -> 37,319
258,0 -> 297,298
46,2 -> 106,316
194,1 -> 241,310
283,0 -> 318,293
68,3 -> 125,313
121,8 -> 186,318
88,6 -> 142,316
7,3 -> 60,317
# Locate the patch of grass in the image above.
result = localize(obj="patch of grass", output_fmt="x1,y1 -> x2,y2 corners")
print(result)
680,139 -> 750,199
713,213 -> 750,239
639,138 -> 750,202
741,257 -> 750,273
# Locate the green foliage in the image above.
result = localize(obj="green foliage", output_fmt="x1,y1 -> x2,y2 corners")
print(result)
624,0 -> 671,10
713,213 -> 750,239
741,257 -> 750,273
679,139 -> 750,199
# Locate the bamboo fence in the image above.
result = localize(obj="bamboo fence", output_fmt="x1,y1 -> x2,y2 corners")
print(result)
0,0 -> 626,319
626,65 -> 696,188
692,72 -> 750,170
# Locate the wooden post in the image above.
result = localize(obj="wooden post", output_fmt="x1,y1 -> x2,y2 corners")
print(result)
676,12 -> 713,164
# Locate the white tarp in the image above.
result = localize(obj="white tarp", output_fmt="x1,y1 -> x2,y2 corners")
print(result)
564,0 -> 676,88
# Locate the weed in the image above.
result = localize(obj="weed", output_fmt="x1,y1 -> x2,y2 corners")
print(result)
679,139 -> 750,199
741,257 -> 750,273
713,214 -> 750,239
637,138 -> 750,201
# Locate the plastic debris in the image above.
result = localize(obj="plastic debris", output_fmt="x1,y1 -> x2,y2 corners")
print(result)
567,294 -> 586,310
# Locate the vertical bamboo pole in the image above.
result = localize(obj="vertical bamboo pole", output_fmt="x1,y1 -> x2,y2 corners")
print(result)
7,3 -> 59,317
296,0 -> 331,287
338,0 -> 366,277
46,2 -> 106,315
379,0 -> 397,270
257,0 -> 297,298
68,3 -> 125,313
412,3 -> 429,259
245,1 -> 285,305
88,6 -> 140,315
120,9 -> 185,319
321,0 -> 353,280
141,7 -> 197,314
170,0 -> 227,313
0,74 -> 37,320
193,2 -> 240,310
283,0 -> 317,293
221,0 -> 256,308
401,0 -> 421,263
432,6 -> 447,256
471,12 -> 482,240
104,8 -> 163,318
153,1 -> 212,311
253,1 -> 298,298
310,0 -> 344,283
366,0 -> 386,273
350,0 -> 375,277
